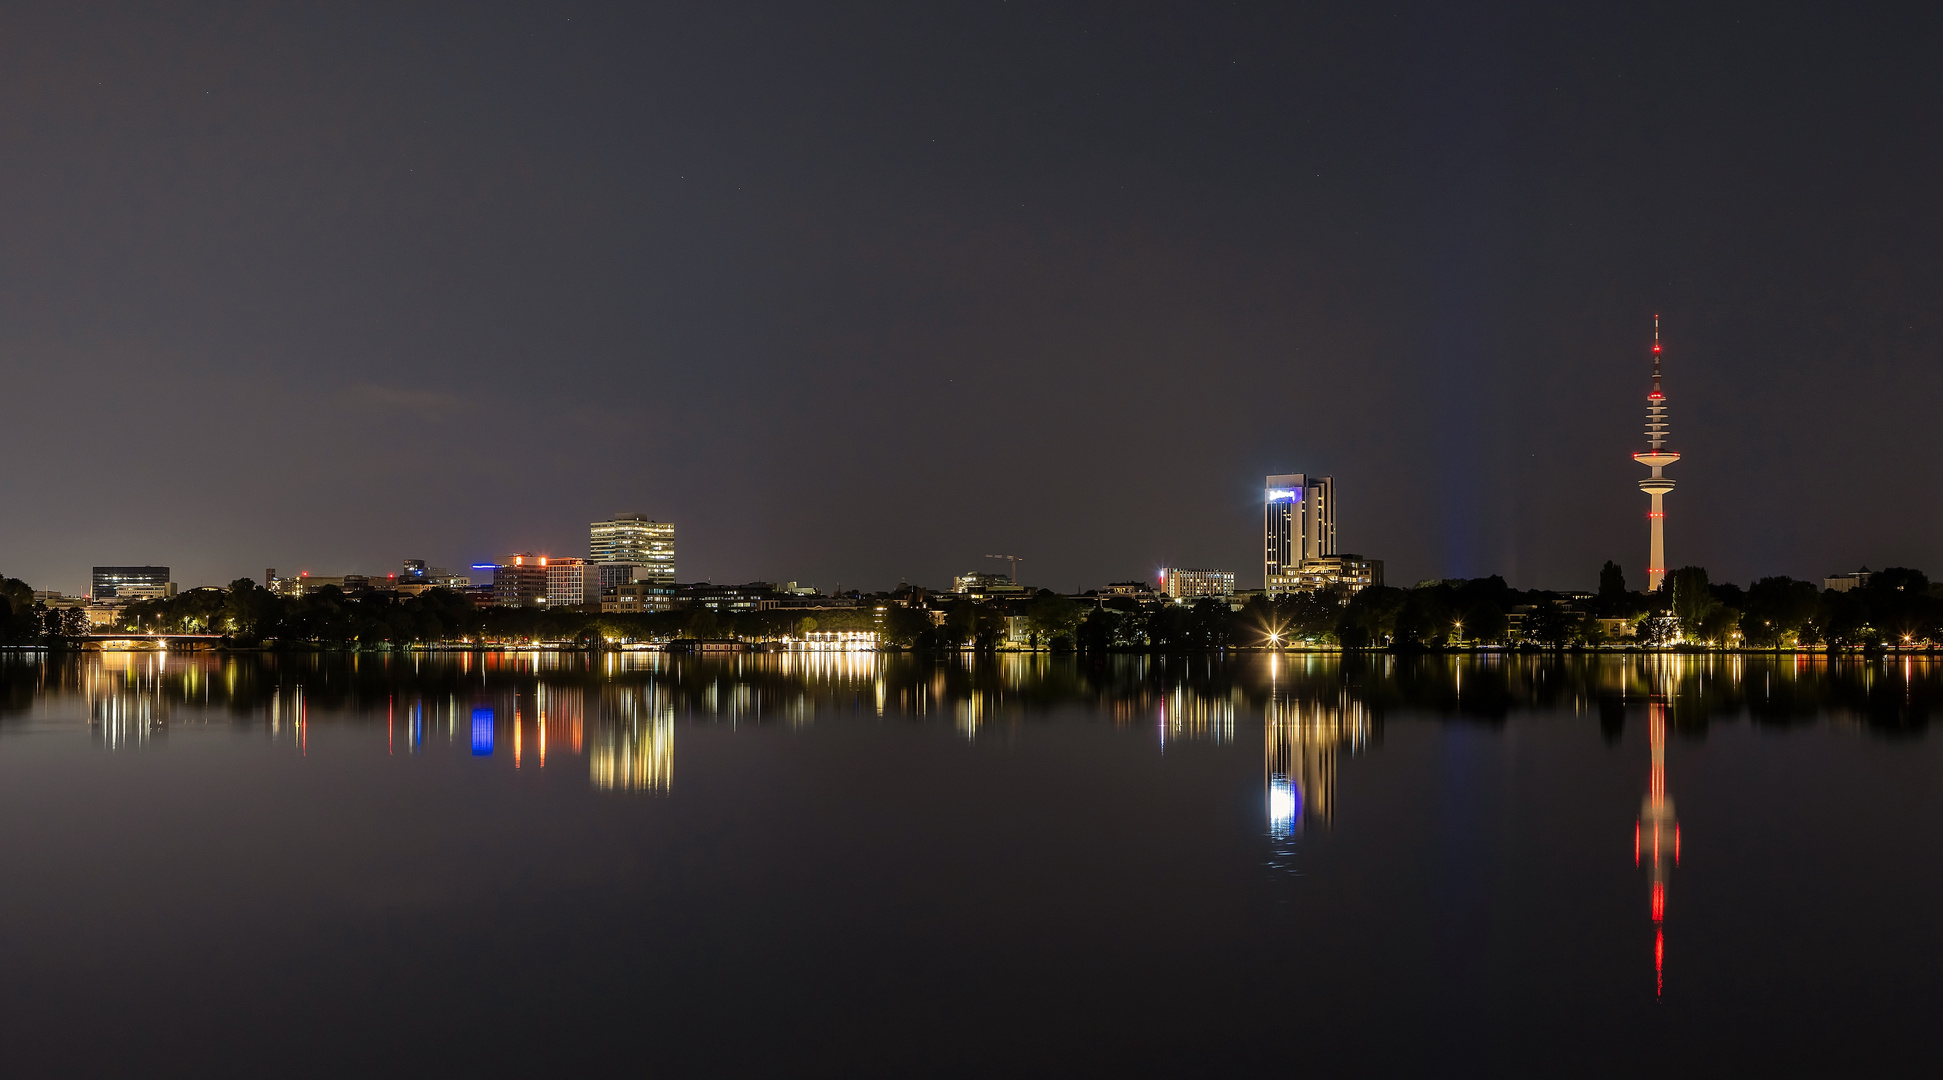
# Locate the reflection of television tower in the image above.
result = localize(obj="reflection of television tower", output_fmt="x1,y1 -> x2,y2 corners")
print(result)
1633,316 -> 1679,592
1635,693 -> 1680,999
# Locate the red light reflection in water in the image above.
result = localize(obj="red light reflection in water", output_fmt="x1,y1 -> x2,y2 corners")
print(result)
1637,695 -> 1679,1000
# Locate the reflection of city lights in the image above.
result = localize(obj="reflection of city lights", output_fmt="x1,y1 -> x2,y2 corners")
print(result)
590,713 -> 674,792
1265,692 -> 1369,836
1268,777 -> 1298,838
1636,666 -> 1680,1000
1159,688 -> 1235,747
471,707 -> 494,756
589,685 -> 674,792
957,694 -> 982,741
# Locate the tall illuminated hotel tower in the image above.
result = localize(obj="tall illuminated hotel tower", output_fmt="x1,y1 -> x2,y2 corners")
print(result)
1264,474 -> 1334,594
1634,317 -> 1679,592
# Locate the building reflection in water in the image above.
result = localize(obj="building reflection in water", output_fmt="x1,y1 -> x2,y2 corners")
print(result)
86,652 -> 174,750
591,685 -> 674,793
957,693 -> 983,741
471,707 -> 495,756
1264,691 -> 1370,839
1636,678 -> 1680,999
1158,686 -> 1235,749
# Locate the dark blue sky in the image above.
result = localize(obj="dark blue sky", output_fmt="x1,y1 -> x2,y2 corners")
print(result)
3,1 -> 1939,594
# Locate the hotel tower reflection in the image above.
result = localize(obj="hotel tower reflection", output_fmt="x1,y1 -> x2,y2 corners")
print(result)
1265,688 -> 1370,838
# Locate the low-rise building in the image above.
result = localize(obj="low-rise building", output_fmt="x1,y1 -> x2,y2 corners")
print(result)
595,562 -> 644,596
788,630 -> 879,651
394,562 -> 465,595
1267,554 -> 1384,597
267,573 -> 375,598
952,572 -> 1030,599
678,582 -> 783,612
544,558 -> 600,608
1824,567 -> 1874,592
603,581 -> 676,614
492,555 -> 548,608
1597,617 -> 1640,639
91,566 -> 172,599
1157,568 -> 1236,601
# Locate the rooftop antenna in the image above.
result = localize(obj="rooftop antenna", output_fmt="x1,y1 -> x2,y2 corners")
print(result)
985,554 -> 1023,584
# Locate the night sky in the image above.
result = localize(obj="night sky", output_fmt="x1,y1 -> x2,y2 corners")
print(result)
3,2 -> 1939,595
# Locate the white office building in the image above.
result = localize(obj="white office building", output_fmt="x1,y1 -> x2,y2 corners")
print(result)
590,513 -> 675,584
544,558 -> 600,608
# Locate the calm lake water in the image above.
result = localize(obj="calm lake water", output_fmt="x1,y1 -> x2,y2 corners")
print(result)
1,650 -> 1939,1076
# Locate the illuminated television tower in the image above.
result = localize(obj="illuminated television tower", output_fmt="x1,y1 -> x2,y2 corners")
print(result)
1633,316 -> 1679,592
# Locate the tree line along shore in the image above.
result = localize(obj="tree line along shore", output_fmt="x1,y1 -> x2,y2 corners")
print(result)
2,562 -> 1939,652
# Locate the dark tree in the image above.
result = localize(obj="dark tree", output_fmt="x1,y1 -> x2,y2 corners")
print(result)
1599,561 -> 1627,600
1741,577 -> 1821,647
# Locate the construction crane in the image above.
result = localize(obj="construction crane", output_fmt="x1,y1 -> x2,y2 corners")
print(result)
985,554 -> 1024,585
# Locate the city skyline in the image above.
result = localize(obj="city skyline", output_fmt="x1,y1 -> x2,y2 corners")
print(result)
1,8 -> 1938,1073
3,5 -> 1939,601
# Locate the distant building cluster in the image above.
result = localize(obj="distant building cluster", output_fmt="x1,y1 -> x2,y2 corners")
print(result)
71,514 -> 689,621
66,474 -> 1401,635
464,514 -> 682,611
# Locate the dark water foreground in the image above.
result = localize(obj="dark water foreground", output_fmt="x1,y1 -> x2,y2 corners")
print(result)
0,651 -> 1938,1077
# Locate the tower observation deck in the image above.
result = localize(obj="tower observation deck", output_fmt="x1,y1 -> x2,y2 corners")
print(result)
1632,316 -> 1679,592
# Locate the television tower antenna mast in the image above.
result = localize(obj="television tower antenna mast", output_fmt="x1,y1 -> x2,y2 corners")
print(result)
1633,315 -> 1680,592
985,554 -> 1023,584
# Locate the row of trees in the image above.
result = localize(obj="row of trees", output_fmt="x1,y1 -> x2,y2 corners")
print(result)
0,577 -> 88,644
1665,565 -> 1941,648
9,562 -> 1942,651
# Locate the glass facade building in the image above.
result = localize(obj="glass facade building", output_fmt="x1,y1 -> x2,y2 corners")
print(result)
91,566 -> 172,599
